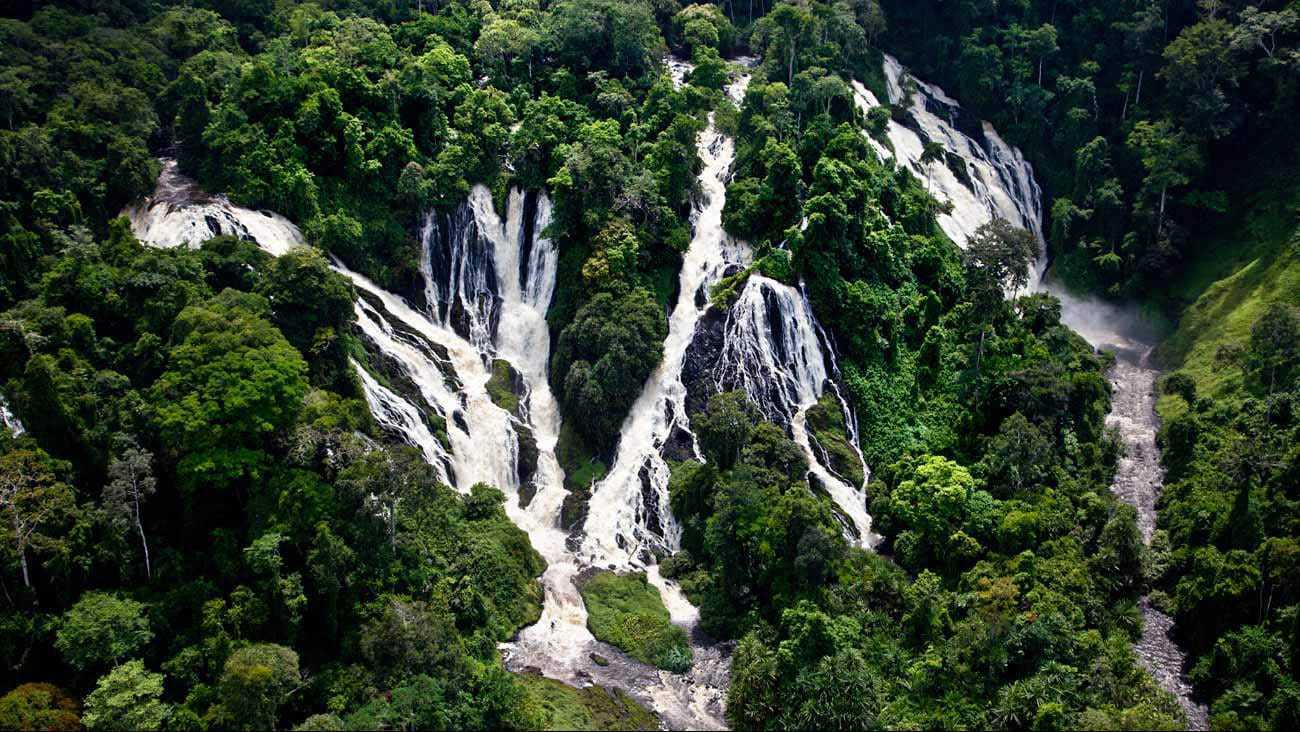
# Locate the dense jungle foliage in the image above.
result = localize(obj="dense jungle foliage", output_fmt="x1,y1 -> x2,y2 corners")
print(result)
873,0 -> 1300,727
876,0 -> 1300,307
1,0 -> 1295,730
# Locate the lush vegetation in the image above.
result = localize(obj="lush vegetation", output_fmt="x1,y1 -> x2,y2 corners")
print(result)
872,1 -> 1300,725
0,218 -> 553,728
876,0 -> 1300,305
517,673 -> 658,731
1148,176 -> 1300,727
2,0 -> 1293,730
577,571 -> 692,672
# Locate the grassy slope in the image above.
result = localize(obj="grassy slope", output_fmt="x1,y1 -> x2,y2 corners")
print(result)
1153,179 -> 1300,421
517,674 -> 658,731
577,571 -> 692,672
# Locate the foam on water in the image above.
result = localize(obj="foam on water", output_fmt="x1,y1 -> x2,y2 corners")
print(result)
124,159 -> 304,255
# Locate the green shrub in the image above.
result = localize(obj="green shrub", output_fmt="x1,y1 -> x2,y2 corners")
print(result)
577,571 -> 692,672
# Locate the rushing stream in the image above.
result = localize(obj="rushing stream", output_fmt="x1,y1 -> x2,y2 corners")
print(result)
863,56 -> 1208,729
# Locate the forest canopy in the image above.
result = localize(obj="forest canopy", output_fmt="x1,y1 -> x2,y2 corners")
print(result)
2,0 -> 1297,730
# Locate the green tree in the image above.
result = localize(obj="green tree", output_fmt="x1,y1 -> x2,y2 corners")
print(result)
55,593 -> 152,672
755,3 -> 814,84
213,643 -> 300,731
920,141 -> 945,193
1127,120 -> 1201,222
693,390 -> 760,470
83,660 -> 171,731
1248,302 -> 1300,401
358,597 -> 463,685
965,217 -> 1037,299
552,288 -> 666,451
256,247 -> 354,388
0,448 -> 75,589
982,412 -> 1052,494
878,455 -> 995,570
476,18 -> 541,81
674,4 -> 735,54
963,218 -> 1036,369
1159,19 -> 1243,138
544,0 -> 664,77
0,683 -> 80,732
150,290 -> 308,485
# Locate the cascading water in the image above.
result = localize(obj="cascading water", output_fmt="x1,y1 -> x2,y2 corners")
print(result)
861,56 -> 1207,729
850,57 -> 1043,246
124,159 -> 304,255
581,73 -> 755,570
126,134 -> 737,727
1,396 -> 23,437
709,276 -> 875,545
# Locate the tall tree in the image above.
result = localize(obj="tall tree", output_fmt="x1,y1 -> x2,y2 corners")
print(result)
0,448 -> 74,589
103,441 -> 157,580
1248,302 -> 1300,408
82,660 -> 171,731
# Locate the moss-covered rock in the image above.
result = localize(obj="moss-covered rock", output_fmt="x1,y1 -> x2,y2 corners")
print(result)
557,422 -> 607,529
517,673 -> 657,730
805,392 -> 867,487
485,359 -> 542,506
486,358 -> 526,418
577,570 -> 692,673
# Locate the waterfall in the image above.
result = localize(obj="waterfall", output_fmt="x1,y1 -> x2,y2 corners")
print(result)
124,159 -> 304,255
712,276 -> 875,545
581,72 -> 754,569
850,56 -> 1043,249
857,56 -> 1208,729
121,157 -> 738,728
1,396 -> 23,437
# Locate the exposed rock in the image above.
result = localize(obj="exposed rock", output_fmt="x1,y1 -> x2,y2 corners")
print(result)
424,202 -> 502,344
661,424 -> 697,463
637,460 -> 663,537
804,394 -> 867,487
515,423 -> 540,508
355,289 -> 460,389
561,484 -> 592,531
486,358 -> 528,419
680,305 -> 727,418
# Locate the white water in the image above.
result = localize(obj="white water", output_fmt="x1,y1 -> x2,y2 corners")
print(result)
1,396 -> 23,436
861,56 -> 1207,730
716,276 -> 875,545
350,353 -> 452,478
666,57 -> 694,88
124,159 -> 304,255
582,73 -> 753,569
850,56 -> 1043,247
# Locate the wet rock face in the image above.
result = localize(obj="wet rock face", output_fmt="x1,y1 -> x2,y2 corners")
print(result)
561,485 -> 591,532
425,204 -> 502,345
353,293 -> 458,450
636,461 -> 664,538
482,358 -> 540,505
356,290 -> 460,385
680,306 -> 727,419
515,423 -> 540,507
661,424 -> 697,463
517,189 -> 540,287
